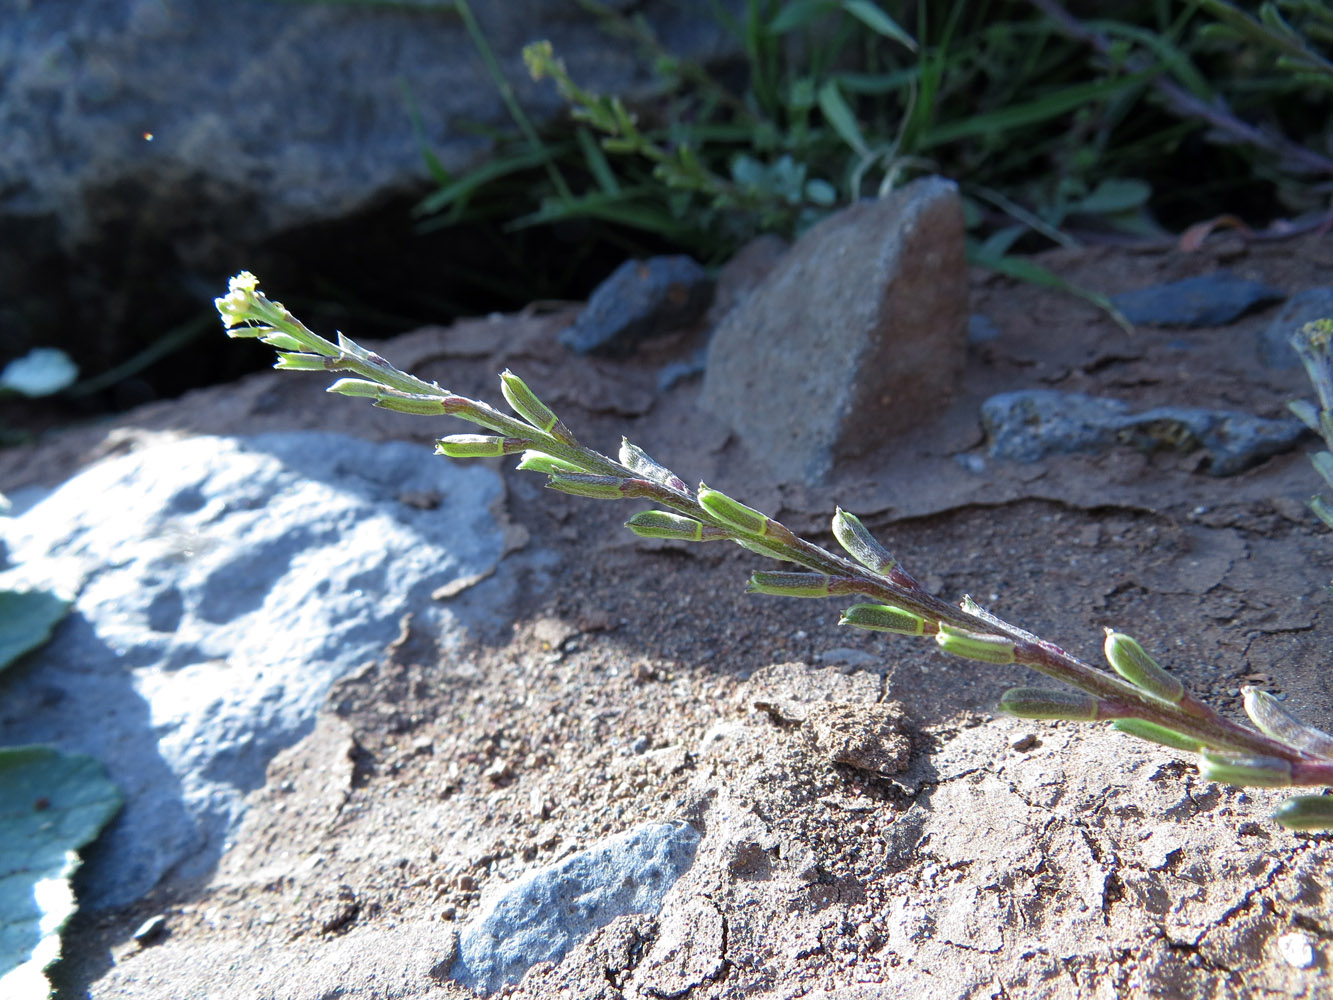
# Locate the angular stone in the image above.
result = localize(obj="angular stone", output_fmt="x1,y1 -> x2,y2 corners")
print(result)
450,821 -> 700,993
1111,271 -> 1285,327
982,389 -> 1307,475
701,177 -> 968,484
559,255 -> 713,356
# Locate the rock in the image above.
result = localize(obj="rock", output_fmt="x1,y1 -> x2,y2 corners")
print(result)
704,232 -> 789,325
1258,288 -> 1333,368
559,255 -> 714,356
0,431 -> 506,909
967,313 -> 1002,344
701,177 -> 968,484
656,346 -> 709,392
1111,271 -> 1285,326
982,388 -> 1307,475
1,1 -> 742,367
449,820 -> 701,993
983,391 -> 1131,463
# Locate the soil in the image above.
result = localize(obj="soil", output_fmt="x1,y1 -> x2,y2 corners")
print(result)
6,231 -> 1333,999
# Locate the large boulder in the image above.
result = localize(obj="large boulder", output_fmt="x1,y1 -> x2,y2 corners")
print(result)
0,431 -> 508,909
0,1 -> 740,388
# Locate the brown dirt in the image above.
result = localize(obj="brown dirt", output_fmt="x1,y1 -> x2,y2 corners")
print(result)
7,232 -> 1333,999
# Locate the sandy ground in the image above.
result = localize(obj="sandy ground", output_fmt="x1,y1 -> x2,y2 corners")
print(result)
4,232 -> 1333,999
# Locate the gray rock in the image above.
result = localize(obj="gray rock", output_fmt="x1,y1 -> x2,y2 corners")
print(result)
701,177 -> 968,484
657,346 -> 710,392
1258,288 -> 1333,368
450,821 -> 701,993
0,431 -> 506,909
1111,271 -> 1285,327
559,256 -> 714,356
1,1 -> 741,358
982,389 -> 1307,475
967,313 -> 1002,344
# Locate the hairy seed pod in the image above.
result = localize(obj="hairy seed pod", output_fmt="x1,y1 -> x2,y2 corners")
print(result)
838,604 -> 925,636
1111,719 -> 1202,753
545,473 -> 633,499
624,510 -> 704,542
831,508 -> 896,574
274,353 -> 331,371
1199,751 -> 1292,788
935,623 -> 1016,664
1242,687 -> 1333,757
698,485 -> 769,536
435,435 -> 528,458
1000,687 -> 1099,721
515,452 -> 584,474
746,572 -> 832,598
500,370 -> 560,433
1103,630 -> 1183,704
1273,794 -> 1333,832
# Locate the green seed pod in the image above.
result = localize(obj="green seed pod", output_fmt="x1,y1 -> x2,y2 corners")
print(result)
935,623 -> 1016,664
734,538 -> 792,561
1199,751 -> 1292,788
545,473 -> 634,499
500,370 -> 560,433
1243,687 -> 1333,757
514,452 -> 585,474
1272,794 -> 1333,832
838,603 -> 926,636
273,353 -> 331,371
1111,719 -> 1202,753
746,572 -> 832,598
1102,630 -> 1183,704
830,508 -> 896,574
326,377 -> 385,398
434,435 -> 528,459
1000,687 -> 1099,721
372,393 -> 453,415
698,485 -> 769,536
624,510 -> 704,542
260,331 -> 306,351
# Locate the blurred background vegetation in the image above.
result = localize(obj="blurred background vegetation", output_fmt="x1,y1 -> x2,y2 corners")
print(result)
6,0 -> 1332,436
414,0 -> 1332,285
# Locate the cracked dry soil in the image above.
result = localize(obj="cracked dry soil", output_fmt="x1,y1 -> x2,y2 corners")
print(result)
13,233 -> 1333,998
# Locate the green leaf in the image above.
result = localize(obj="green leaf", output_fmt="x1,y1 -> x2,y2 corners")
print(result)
920,70 -> 1157,148
840,0 -> 916,50
767,0 -> 834,34
1313,450 -> 1333,488
1289,399 -> 1320,432
817,79 -> 868,156
0,747 -> 122,999
0,592 -> 71,674
575,126 -> 622,196
1069,178 -> 1152,216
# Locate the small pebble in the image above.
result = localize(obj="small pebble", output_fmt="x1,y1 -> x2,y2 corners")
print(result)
132,914 -> 168,946
1278,931 -> 1315,969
